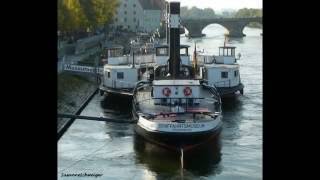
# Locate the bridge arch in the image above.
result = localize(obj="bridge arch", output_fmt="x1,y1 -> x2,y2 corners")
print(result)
242,22 -> 263,36
181,17 -> 262,38
201,23 -> 229,37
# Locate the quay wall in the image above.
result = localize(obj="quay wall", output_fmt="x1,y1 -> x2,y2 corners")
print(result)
57,73 -> 97,131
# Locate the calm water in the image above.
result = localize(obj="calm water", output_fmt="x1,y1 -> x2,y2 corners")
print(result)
58,25 -> 262,180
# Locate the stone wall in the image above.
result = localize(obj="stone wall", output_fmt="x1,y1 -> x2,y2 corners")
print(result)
57,73 -> 97,131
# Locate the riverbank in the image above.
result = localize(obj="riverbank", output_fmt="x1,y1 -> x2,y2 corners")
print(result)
57,73 -> 97,131
57,31 -> 143,131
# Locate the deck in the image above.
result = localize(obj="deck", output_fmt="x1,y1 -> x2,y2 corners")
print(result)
135,86 -> 220,122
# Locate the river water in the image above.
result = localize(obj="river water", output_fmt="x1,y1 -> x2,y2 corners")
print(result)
58,25 -> 262,180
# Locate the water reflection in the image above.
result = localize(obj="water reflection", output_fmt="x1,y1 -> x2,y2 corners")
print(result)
133,132 -> 222,179
100,94 -> 134,138
222,96 -> 244,112
220,97 -> 244,142
100,94 -> 132,114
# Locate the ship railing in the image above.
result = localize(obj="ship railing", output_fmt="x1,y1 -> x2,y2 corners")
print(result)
129,54 -> 155,64
196,54 -> 215,64
200,80 -> 222,105
135,97 -> 220,120
133,80 -> 152,94
136,97 -> 220,116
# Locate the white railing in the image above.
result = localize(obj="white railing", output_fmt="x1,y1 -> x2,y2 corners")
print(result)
130,54 -> 155,64
108,54 -> 155,65
62,63 -> 103,74
196,55 -> 215,64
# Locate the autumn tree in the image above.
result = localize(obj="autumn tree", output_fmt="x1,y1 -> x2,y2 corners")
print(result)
180,6 -> 216,19
58,0 -> 119,40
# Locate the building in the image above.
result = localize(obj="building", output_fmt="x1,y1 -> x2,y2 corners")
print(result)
111,0 -> 143,32
111,0 -> 165,33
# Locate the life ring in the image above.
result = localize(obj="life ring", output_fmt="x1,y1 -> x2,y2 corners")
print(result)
183,87 -> 192,96
162,87 -> 171,97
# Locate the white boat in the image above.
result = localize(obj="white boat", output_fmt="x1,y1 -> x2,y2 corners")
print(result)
132,2 -> 222,152
195,44 -> 244,98
99,43 -> 192,97
99,44 -> 155,96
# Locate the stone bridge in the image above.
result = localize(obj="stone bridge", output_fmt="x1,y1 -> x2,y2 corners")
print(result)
181,17 -> 262,38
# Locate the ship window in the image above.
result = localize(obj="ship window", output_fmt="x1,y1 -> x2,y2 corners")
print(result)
117,72 -> 124,79
234,70 -> 238,77
221,72 -> 228,78
180,48 -> 188,56
107,72 -> 110,78
156,47 -> 168,56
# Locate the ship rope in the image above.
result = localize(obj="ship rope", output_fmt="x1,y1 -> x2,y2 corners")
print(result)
180,147 -> 184,179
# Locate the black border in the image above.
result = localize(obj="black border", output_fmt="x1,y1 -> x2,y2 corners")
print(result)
5,0 -> 315,179
6,1 -> 57,179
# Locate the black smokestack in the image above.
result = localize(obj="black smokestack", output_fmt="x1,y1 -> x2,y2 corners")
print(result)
168,2 -> 181,79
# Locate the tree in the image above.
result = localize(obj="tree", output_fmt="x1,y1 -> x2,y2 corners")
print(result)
234,8 -> 262,18
58,0 -> 119,39
234,8 -> 262,28
180,6 -> 216,19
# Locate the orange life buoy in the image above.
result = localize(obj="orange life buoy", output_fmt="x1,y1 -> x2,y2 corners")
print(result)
183,87 -> 192,96
162,87 -> 171,97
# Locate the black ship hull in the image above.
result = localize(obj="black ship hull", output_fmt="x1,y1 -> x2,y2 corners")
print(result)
134,123 -> 222,152
217,83 -> 244,98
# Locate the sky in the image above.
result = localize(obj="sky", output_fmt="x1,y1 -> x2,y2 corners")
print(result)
168,0 -> 262,11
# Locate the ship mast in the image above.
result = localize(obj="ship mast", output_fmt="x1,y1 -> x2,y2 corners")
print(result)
193,42 -> 197,76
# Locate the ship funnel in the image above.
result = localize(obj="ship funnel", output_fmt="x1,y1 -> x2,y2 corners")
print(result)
168,1 -> 181,79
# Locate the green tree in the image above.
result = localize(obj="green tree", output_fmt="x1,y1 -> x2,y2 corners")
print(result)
234,8 -> 262,28
58,0 -> 88,32
234,8 -> 262,18
58,0 -> 119,39
181,6 -> 216,19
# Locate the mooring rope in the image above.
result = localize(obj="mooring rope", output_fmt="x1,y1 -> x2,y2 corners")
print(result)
180,147 -> 184,180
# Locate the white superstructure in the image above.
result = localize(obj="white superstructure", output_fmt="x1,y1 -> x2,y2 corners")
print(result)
196,46 -> 244,97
